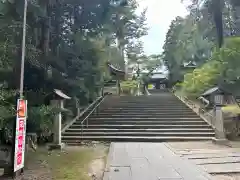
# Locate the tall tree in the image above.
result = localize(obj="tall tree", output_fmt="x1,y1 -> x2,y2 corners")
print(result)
0,0 -> 149,132
183,0 -> 240,47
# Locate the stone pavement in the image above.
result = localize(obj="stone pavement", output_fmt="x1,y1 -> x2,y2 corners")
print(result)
165,141 -> 240,180
103,142 -> 213,180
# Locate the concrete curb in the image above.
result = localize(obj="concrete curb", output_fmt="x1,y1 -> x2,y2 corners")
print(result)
102,142 -> 114,180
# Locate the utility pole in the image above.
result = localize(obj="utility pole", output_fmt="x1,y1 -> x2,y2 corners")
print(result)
9,0 -> 28,178
19,0 -> 28,98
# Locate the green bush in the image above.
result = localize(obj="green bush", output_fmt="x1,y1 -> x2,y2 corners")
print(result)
0,89 -> 16,130
180,59 -> 222,98
120,80 -> 138,95
27,105 -> 56,133
180,37 -> 240,98
222,105 -> 240,115
27,105 -> 72,144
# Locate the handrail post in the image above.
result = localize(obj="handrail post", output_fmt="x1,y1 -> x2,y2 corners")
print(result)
96,106 -> 99,115
77,96 -> 105,140
81,123 -> 83,139
211,115 -> 213,127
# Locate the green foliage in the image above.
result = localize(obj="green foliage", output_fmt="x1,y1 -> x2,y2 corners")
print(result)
180,59 -> 222,97
0,0 -> 148,141
222,105 -> 240,115
128,52 -> 162,85
162,14 -> 214,84
180,37 -> 240,97
0,89 -> 16,129
163,0 -> 240,84
120,80 -> 138,95
27,106 -> 55,133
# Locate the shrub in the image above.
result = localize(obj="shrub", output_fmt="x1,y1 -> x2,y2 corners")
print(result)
180,37 -> 240,98
222,105 -> 240,115
120,80 -> 138,95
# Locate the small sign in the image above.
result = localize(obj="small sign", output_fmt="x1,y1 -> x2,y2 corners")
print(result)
17,100 -> 26,118
160,84 -> 166,89
148,84 -> 155,90
14,99 -> 27,172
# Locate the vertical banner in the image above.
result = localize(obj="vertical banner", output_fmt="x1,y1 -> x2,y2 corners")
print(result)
14,99 -> 27,172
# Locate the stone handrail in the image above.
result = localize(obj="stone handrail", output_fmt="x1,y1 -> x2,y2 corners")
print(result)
198,96 -> 210,107
176,94 -> 215,128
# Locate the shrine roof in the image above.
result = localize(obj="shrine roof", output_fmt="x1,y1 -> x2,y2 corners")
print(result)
201,86 -> 230,97
54,89 -> 71,99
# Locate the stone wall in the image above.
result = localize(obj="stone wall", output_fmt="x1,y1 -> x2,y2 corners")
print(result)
223,114 -> 240,140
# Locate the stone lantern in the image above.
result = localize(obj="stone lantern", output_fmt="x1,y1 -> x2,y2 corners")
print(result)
212,88 -> 228,144
47,89 -> 71,149
201,86 -> 229,144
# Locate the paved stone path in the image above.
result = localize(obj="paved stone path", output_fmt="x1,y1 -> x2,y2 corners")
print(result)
166,141 -> 240,180
103,142 -> 213,180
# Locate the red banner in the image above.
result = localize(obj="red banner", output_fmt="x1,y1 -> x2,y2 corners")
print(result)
14,99 -> 27,172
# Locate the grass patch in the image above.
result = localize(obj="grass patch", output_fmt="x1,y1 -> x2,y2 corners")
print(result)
25,147 -> 97,180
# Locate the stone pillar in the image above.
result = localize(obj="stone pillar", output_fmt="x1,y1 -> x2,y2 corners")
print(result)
50,99 -> 64,150
101,86 -> 104,96
137,81 -> 141,96
75,98 -> 80,116
77,107 -> 80,116
116,79 -> 120,95
212,94 -> 228,145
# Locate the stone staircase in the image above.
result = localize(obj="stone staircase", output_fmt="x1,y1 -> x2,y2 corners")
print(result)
62,91 -> 215,144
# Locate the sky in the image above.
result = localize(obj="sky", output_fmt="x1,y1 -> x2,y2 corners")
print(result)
137,0 -> 188,55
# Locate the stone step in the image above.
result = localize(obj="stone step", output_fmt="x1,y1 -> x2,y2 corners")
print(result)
84,119 -> 206,124
102,103 -> 183,106
104,101 -> 181,103
103,102 -> 181,105
102,107 -> 192,112
104,96 -> 174,99
62,131 -> 215,137
96,112 -> 198,116
62,136 -> 214,143
87,117 -> 201,120
62,92 -> 215,144
103,100 -> 180,103
92,114 -> 199,118
102,106 -> 187,108
102,102 -> 185,104
70,124 -> 211,129
78,120 -> 207,125
103,101 -> 184,104
93,115 -> 200,118
102,106 -> 189,109
64,128 -> 214,133
105,107 -> 191,109
101,110 -> 195,113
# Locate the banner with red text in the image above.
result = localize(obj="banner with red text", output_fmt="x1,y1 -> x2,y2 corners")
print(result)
14,99 -> 27,172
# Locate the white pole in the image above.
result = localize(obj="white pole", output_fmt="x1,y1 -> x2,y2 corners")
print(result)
19,0 -> 28,98
10,1 -> 28,177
